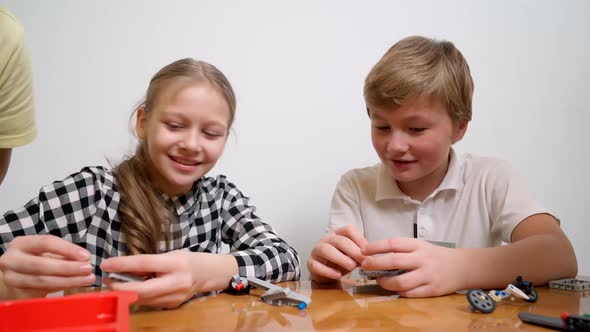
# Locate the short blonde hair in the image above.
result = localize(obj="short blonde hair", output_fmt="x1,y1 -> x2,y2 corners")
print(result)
364,36 -> 473,123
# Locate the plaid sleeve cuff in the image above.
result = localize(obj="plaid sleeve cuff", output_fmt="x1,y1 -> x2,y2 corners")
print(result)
230,248 -> 301,282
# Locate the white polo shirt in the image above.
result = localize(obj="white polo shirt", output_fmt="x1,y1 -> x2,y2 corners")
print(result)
328,150 -> 553,248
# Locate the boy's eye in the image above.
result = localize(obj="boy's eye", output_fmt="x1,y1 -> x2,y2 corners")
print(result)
409,128 -> 427,133
203,130 -> 223,138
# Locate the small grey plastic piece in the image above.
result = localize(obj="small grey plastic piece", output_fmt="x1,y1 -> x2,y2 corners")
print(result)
549,278 -> 590,292
106,272 -> 144,283
359,269 -> 406,279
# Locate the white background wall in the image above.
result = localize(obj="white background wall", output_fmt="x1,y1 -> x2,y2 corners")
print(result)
1,0 -> 588,278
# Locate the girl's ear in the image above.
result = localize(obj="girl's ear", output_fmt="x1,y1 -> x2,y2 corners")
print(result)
452,121 -> 469,143
136,106 -> 147,140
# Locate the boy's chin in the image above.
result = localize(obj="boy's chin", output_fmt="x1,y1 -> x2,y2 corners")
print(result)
389,171 -> 421,183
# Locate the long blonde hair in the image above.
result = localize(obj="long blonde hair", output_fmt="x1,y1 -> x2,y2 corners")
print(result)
364,36 -> 473,123
116,58 -> 236,255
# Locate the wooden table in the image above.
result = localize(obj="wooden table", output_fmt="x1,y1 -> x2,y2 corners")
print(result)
129,279 -> 589,331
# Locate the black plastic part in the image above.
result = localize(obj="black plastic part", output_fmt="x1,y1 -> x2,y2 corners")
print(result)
512,276 -> 538,303
519,312 -> 566,330
525,287 -> 538,303
226,280 -> 251,295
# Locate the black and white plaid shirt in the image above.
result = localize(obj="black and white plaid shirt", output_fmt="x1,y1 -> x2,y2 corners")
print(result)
0,166 -> 300,286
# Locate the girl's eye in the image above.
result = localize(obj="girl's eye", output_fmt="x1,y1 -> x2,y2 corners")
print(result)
409,128 -> 427,133
165,122 -> 182,130
374,126 -> 390,131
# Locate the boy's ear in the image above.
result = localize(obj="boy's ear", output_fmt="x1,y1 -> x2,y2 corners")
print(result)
136,106 -> 147,140
452,121 -> 469,143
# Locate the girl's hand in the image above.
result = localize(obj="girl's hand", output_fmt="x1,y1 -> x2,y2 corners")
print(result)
0,235 -> 95,299
307,225 -> 368,283
101,250 -> 238,309
361,238 -> 467,297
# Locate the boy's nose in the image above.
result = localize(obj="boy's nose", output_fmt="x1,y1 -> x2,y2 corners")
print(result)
387,132 -> 410,153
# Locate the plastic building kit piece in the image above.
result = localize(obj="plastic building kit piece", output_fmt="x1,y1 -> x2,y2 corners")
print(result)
467,276 -> 536,314
563,313 -> 590,332
489,284 -> 530,302
228,274 -> 312,310
519,312 -> 590,331
107,272 -> 145,283
512,275 -> 538,302
549,278 -> 590,292
359,269 -> 406,279
518,312 -> 566,330
260,287 -> 291,302
0,291 -> 137,332
247,276 -> 312,310
428,240 -> 456,248
467,289 -> 496,314
227,274 -> 251,295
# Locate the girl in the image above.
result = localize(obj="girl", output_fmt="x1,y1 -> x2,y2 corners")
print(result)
0,58 -> 300,308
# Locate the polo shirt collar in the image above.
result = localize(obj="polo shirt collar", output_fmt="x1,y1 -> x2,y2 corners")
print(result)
376,163 -> 406,201
375,148 -> 464,202
436,148 -> 463,193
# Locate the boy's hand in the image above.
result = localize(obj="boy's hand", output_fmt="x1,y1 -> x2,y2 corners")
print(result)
307,225 -> 368,283
361,238 -> 467,297
101,250 -> 238,309
0,235 -> 95,299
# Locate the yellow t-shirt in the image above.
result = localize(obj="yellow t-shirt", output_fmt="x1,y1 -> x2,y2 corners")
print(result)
0,7 -> 36,148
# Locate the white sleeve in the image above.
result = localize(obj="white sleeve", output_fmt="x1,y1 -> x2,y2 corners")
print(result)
488,161 -> 554,243
327,174 -> 365,236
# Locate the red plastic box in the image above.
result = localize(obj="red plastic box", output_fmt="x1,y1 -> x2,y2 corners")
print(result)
0,291 -> 137,332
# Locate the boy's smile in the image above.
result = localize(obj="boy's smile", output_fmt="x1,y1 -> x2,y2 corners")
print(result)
392,159 -> 417,171
369,94 -> 467,201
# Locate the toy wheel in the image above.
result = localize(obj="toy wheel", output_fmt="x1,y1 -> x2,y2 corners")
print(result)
467,289 -> 496,313
524,287 -> 537,303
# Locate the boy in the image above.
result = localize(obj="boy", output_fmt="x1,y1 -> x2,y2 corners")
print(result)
307,36 -> 577,297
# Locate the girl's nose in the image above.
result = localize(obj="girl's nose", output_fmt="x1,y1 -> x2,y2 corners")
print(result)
179,131 -> 203,152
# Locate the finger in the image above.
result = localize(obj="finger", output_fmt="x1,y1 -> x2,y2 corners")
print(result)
41,253 -> 66,259
361,252 -> 419,271
376,269 -> 425,293
397,284 -> 436,298
107,273 -> 192,301
312,243 -> 358,272
326,234 -> 366,264
362,238 -> 420,255
334,226 -> 368,249
3,270 -> 95,291
100,254 -> 176,273
307,257 -> 343,280
11,235 -> 90,261
1,251 -> 94,276
103,278 -> 146,293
